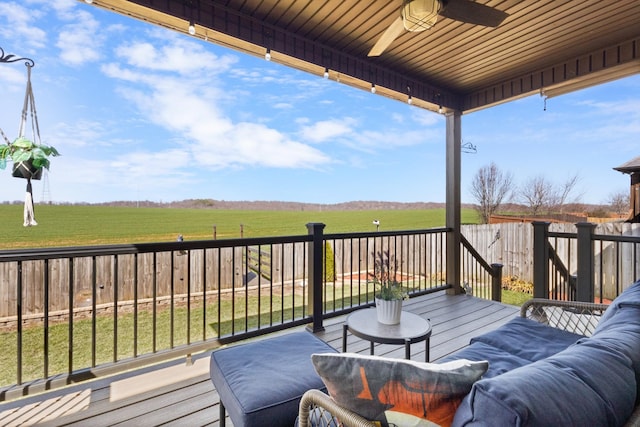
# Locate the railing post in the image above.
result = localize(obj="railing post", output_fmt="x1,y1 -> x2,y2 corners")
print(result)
491,263 -> 503,302
306,223 -> 326,333
576,222 -> 596,302
532,221 -> 550,299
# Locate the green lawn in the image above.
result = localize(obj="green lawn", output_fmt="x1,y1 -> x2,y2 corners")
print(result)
0,204 -> 491,387
502,289 -> 533,306
0,204 -> 480,249
0,283 -> 374,386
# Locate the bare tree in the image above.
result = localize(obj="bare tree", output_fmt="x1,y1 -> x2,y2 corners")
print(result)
549,174 -> 582,214
519,174 -> 582,216
520,175 -> 554,216
470,162 -> 513,224
608,190 -> 629,218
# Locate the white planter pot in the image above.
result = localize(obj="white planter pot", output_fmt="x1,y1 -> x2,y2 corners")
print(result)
375,297 -> 403,325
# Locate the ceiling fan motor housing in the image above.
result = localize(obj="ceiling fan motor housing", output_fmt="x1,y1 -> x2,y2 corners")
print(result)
402,0 -> 440,32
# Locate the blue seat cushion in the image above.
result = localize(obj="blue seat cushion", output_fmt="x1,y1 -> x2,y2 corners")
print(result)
440,317 -> 585,379
470,316 -> 584,362
209,331 -> 337,427
439,341 -> 531,378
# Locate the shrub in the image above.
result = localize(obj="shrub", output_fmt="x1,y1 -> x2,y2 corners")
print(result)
502,275 -> 533,294
324,242 -> 336,282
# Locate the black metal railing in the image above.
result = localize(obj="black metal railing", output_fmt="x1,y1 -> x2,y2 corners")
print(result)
321,228 -> 452,318
1,224 -> 491,400
533,221 -> 640,302
460,234 -> 503,301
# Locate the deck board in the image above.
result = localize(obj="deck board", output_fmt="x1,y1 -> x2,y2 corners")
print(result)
0,292 -> 519,426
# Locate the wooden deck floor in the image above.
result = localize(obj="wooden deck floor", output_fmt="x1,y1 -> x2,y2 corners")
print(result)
0,291 -> 519,427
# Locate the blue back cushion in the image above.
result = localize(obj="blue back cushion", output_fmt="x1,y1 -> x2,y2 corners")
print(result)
453,339 -> 637,426
595,280 -> 640,331
591,281 -> 640,403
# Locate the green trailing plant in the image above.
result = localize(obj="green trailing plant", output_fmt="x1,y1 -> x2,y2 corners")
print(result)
369,249 -> 408,301
0,136 -> 60,171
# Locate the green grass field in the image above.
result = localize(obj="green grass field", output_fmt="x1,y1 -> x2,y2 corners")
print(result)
0,204 -> 480,249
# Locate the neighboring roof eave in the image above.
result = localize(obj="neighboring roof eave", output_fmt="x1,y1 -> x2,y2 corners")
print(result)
614,156 -> 640,174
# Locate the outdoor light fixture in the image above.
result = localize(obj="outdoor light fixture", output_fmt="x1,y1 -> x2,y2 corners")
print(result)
323,68 -> 329,79
85,0 -> 93,4
188,20 -> 196,35
371,83 -> 376,94
265,48 -> 271,61
438,105 -> 443,113
403,0 -> 440,32
407,86 -> 412,105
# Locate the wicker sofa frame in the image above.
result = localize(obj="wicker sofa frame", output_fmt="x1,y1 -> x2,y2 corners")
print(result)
298,299 -> 640,427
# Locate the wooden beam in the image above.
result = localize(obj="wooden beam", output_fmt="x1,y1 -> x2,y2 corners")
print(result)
89,0 -> 462,112
463,37 -> 640,112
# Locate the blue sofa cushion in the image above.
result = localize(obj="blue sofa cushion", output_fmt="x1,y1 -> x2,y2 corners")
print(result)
440,317 -> 584,379
439,341 -> 531,379
452,338 -> 637,427
209,331 -> 337,427
595,280 -> 640,332
589,291 -> 640,404
469,316 -> 584,362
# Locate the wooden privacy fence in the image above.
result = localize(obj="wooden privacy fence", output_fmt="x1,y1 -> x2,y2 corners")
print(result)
462,222 -> 640,300
3,222 -> 639,319
0,230 -> 452,319
0,245 -> 308,319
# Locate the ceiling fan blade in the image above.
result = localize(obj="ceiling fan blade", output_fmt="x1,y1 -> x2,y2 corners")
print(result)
440,0 -> 508,27
368,16 -> 405,57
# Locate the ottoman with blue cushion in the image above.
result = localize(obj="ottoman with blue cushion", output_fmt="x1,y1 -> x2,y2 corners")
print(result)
209,331 -> 338,427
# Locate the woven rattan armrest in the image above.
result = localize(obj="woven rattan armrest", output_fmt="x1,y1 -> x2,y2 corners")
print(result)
298,389 -> 377,427
520,298 -> 609,336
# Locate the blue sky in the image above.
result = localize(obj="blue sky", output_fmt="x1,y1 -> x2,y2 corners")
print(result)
0,0 -> 638,206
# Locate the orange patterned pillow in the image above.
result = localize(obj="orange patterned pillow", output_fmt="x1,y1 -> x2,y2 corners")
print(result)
311,353 -> 488,427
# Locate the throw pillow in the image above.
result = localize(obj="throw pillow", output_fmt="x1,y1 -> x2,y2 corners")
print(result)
311,353 -> 488,427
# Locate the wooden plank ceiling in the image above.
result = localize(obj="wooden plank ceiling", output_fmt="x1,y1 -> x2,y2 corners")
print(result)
88,0 -> 640,114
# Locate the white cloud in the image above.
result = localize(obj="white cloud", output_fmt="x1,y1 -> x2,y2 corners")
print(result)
411,108 -> 441,126
298,118 -> 357,143
101,39 -> 331,171
0,2 -> 47,50
115,38 -> 237,75
56,9 -> 103,65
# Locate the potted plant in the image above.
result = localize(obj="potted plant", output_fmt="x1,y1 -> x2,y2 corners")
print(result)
0,136 -> 60,180
369,249 -> 408,324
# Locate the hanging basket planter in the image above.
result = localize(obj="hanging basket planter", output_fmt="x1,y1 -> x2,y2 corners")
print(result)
0,54 -> 59,226
12,159 -> 43,180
